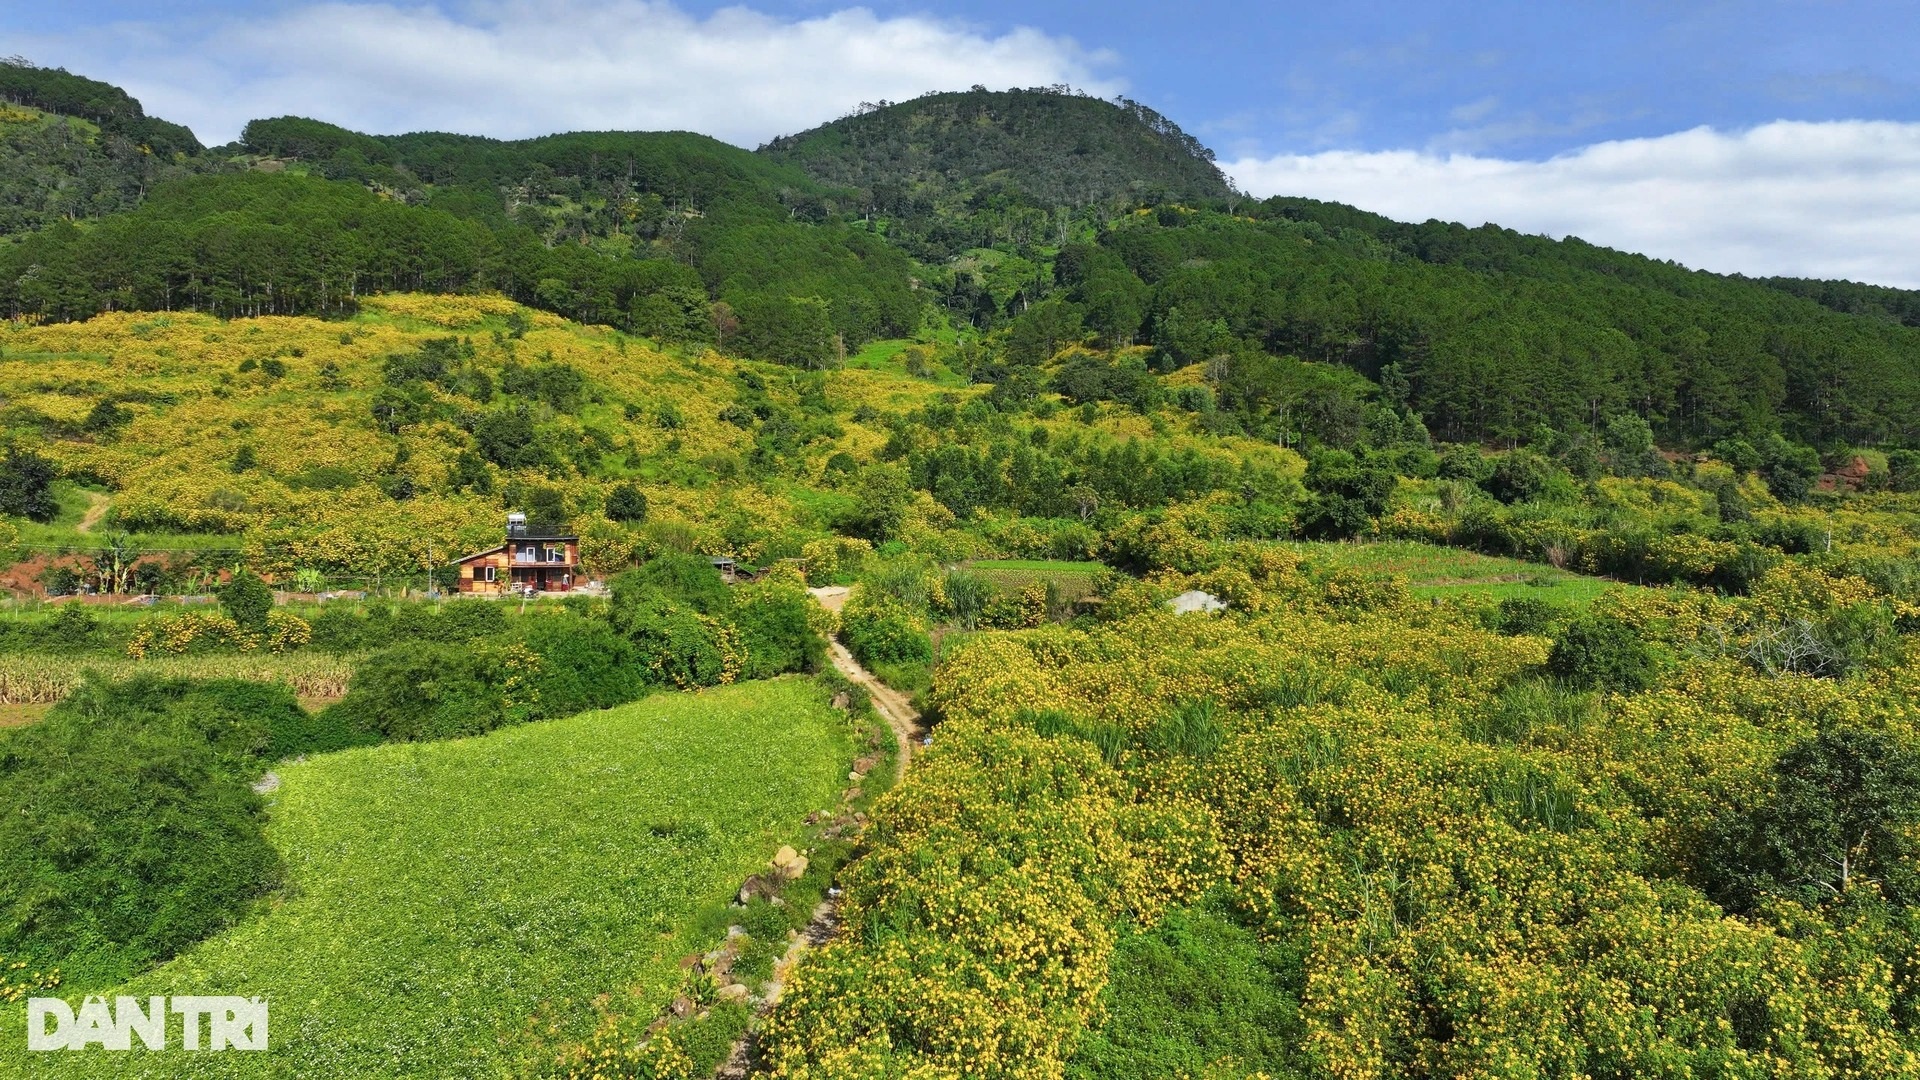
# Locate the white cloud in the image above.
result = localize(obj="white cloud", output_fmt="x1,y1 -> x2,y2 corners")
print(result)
19,1 -> 1121,148
1226,120 -> 1920,288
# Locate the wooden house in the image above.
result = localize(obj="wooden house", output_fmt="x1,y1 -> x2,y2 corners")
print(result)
456,513 -> 580,595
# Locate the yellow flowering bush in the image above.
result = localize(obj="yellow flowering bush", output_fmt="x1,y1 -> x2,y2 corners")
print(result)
125,609 -> 312,658
771,577 -> 1920,1078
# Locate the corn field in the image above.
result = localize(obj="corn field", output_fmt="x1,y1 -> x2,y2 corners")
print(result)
0,652 -> 361,704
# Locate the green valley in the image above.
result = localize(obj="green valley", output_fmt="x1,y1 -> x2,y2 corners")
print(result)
4,54 -> 1920,1080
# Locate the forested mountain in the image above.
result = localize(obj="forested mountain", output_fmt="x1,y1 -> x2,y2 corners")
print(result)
0,58 -> 209,233
761,87 -> 1236,257
1,72 -> 1917,453
0,58 -> 202,157
1026,197 -> 1920,447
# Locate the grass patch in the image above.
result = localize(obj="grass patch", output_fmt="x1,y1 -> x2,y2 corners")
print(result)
0,701 -> 50,728
869,658 -> 933,697
0,678 -> 853,1078
1067,903 -> 1307,1080
841,337 -> 969,388
1283,540 -> 1639,608
1408,575 -> 1620,606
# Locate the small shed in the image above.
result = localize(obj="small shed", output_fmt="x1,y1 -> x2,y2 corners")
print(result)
1167,589 -> 1227,615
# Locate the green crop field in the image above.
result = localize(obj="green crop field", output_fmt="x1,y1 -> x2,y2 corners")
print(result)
967,559 -> 1105,606
1285,540 -> 1639,607
968,559 -> 1104,574
2,678 -> 852,1079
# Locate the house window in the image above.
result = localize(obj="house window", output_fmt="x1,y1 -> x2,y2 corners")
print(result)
481,566 -> 496,582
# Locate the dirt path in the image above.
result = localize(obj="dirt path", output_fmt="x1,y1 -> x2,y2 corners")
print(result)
74,492 -> 110,535
809,586 -> 924,771
712,900 -> 838,1080
708,588 -> 924,1077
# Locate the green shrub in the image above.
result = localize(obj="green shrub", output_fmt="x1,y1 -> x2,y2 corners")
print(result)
322,642 -> 540,742
1712,542 -> 1778,594
219,570 -> 275,631
841,598 -> 932,667
1547,615 -> 1656,692
730,581 -> 826,679
514,614 -> 650,716
1889,450 -> 1920,493
610,591 -> 741,690
263,700 -> 382,758
308,603 -> 368,651
392,599 -> 507,643
0,446 -> 57,522
41,565 -> 80,596
1482,449 -> 1558,505
21,603 -> 104,651
1297,450 -> 1396,539
605,482 -> 649,523
286,463 -> 360,491
1758,434 -> 1822,503
1708,729 -> 1920,910
1494,595 -> 1565,636
1438,444 -> 1493,483
617,554 -> 732,616
0,677 -> 286,984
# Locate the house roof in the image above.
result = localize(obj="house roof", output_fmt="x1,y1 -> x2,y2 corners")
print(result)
455,544 -> 506,565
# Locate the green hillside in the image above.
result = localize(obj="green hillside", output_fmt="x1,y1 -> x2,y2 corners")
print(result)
1,678 -> 854,1079
12,60 -> 1920,1080
3,74 -> 1917,450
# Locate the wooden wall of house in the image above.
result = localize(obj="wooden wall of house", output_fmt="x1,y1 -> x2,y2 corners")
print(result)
458,551 -> 513,594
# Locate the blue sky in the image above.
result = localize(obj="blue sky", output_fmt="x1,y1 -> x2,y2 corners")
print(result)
742,0 -> 1920,159
17,1 -> 1919,159
9,1 -> 1920,284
